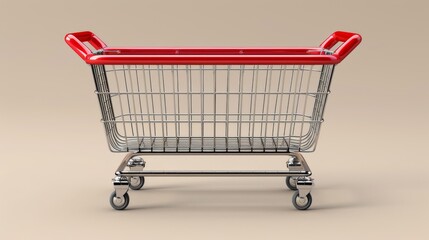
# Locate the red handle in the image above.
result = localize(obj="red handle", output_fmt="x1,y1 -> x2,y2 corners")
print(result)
320,31 -> 362,61
64,31 -> 107,61
65,31 -> 361,65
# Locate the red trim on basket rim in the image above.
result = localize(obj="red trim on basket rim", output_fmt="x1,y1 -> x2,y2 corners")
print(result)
65,31 -> 361,65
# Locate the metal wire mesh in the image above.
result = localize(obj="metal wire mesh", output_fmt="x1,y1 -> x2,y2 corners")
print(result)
91,64 -> 334,153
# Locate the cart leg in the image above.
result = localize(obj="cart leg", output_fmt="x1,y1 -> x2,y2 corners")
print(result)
110,176 -> 130,210
127,157 -> 146,190
292,177 -> 314,210
285,156 -> 301,190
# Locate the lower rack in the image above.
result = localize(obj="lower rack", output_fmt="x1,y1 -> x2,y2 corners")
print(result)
110,152 -> 314,210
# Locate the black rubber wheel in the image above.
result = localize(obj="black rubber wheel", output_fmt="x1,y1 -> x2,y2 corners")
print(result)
109,191 -> 130,210
129,176 -> 145,190
292,191 -> 312,210
285,176 -> 298,191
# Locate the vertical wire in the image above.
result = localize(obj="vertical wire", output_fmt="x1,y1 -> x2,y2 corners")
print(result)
148,66 -> 157,148
272,65 -> 284,137
113,65 -> 128,148
237,65 -> 244,151
142,66 -> 153,148
269,65 -> 282,150
260,66 -> 270,150
189,66 -> 193,148
186,65 -> 192,151
200,65 -> 205,151
225,65 -> 230,150
128,65 -> 140,150
248,65 -> 256,144
135,65 -> 146,149
251,65 -> 260,150
157,65 -> 166,150
276,65 -> 288,148
189,65 -> 194,144
263,65 -> 273,149
161,65 -> 168,138
171,65 -> 178,150
213,65 -> 217,150
260,66 -> 269,136
298,66 -> 314,149
176,65 -> 181,149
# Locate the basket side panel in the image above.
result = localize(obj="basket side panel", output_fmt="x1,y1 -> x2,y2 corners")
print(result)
94,64 -> 334,153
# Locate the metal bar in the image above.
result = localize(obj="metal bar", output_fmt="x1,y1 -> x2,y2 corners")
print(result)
259,66 -> 269,137
102,119 -> 320,124
276,65 -> 287,148
237,65 -> 244,150
118,170 -> 311,177
263,65 -> 273,147
96,91 -> 327,95
160,65 -> 168,138
251,65 -> 260,149
134,65 -> 146,147
147,65 -> 157,139
213,65 -> 217,150
107,112 -> 313,118
175,65 -> 181,147
200,65 -> 204,151
271,65 -> 283,137
248,65 -> 256,140
186,65 -> 192,150
171,65 -> 178,142
128,65 -> 140,149
225,65 -> 230,150
157,65 -> 166,150
141,66 -> 153,146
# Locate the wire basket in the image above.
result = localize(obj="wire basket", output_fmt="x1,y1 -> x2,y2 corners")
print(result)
93,63 -> 334,153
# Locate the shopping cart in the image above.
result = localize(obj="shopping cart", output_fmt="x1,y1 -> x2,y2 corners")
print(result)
65,31 -> 361,210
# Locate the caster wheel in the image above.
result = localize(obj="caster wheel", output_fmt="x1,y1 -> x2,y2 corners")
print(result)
109,191 -> 129,210
129,176 -> 145,190
285,176 -> 298,191
292,191 -> 312,210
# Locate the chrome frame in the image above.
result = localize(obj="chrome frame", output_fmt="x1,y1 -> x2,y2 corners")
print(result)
112,152 -> 313,200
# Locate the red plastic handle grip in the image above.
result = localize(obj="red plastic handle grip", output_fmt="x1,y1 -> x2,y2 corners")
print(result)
320,31 -> 362,61
64,31 -> 107,61
65,31 -> 361,65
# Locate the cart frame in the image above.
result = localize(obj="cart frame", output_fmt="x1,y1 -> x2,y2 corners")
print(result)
65,31 -> 361,210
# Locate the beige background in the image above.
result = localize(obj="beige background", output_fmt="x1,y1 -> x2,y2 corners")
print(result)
1,0 -> 428,239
